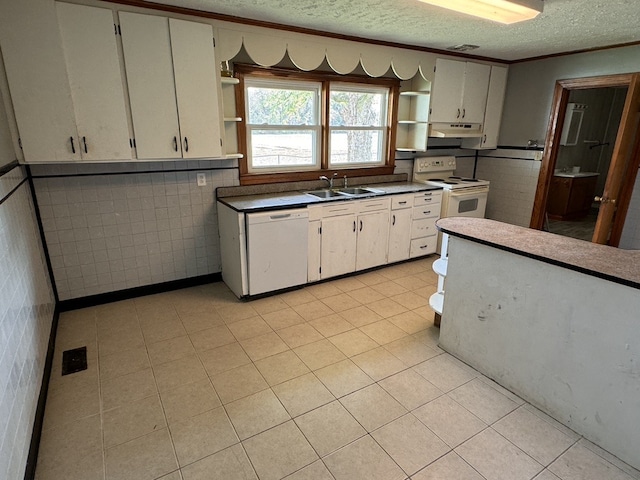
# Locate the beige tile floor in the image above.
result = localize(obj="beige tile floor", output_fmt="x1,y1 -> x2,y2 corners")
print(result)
36,257 -> 640,480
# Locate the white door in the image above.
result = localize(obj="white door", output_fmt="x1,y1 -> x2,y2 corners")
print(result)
56,3 -> 131,161
461,62 -> 491,124
0,0 -> 79,162
320,215 -> 357,279
119,12 -> 182,159
387,208 -> 412,263
356,210 -> 390,270
429,59 -> 465,123
169,18 -> 223,159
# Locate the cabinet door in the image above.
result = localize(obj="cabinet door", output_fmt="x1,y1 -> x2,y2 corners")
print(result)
429,59 -> 465,123
461,65 -> 507,150
356,210 -> 390,271
387,208 -> 412,264
308,219 -> 321,283
169,18 -> 223,159
461,62 -> 491,124
0,0 -> 79,162
119,12 -> 182,159
56,3 -> 131,161
320,215 -> 356,279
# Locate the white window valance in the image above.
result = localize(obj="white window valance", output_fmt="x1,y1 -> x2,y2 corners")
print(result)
215,24 -> 437,81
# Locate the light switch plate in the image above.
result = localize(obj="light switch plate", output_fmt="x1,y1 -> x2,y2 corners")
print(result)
196,172 -> 206,186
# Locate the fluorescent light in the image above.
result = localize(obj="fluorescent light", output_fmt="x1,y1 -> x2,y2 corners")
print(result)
419,0 -> 543,24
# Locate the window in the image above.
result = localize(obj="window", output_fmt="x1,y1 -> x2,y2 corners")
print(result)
236,65 -> 398,183
245,79 -> 321,172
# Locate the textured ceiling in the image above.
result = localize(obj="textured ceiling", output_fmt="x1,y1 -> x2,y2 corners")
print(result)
145,0 -> 640,61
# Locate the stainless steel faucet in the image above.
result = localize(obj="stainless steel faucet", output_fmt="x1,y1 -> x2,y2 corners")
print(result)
320,172 -> 338,189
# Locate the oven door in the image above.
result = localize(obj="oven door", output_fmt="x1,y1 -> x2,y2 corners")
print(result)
443,187 -> 488,218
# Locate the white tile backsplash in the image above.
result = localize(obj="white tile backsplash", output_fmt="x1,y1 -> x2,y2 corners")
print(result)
476,150 -> 541,227
0,165 -> 55,479
31,161 -> 239,300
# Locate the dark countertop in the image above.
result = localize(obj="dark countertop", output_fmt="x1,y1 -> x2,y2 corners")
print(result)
218,182 -> 443,212
437,217 -> 640,289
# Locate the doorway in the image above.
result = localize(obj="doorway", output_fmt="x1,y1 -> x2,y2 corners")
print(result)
530,74 -> 640,246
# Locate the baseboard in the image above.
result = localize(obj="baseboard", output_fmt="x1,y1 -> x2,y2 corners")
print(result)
23,306 -> 60,480
58,273 -> 223,312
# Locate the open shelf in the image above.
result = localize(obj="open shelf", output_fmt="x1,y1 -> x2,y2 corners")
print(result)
220,76 -> 239,85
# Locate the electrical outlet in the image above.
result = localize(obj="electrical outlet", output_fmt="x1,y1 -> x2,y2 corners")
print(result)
196,172 -> 206,187
534,151 -> 543,161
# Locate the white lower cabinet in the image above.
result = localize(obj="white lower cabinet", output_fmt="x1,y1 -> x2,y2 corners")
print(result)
307,205 -> 322,283
355,201 -> 390,271
410,191 -> 442,257
387,194 -> 413,263
321,213 -> 358,279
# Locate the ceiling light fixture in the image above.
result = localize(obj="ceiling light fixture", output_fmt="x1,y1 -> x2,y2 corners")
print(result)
419,0 -> 543,24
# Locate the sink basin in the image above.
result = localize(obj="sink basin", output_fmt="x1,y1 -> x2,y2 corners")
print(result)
337,187 -> 375,195
305,189 -> 343,198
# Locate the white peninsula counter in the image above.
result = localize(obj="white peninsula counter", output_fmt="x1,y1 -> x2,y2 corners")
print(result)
435,217 -> 640,471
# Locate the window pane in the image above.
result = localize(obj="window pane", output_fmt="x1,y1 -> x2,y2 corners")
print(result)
330,129 -> 383,165
330,88 -> 386,127
247,86 -> 318,125
250,130 -> 318,169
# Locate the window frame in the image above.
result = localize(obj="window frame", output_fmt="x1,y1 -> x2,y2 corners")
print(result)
235,64 -> 399,185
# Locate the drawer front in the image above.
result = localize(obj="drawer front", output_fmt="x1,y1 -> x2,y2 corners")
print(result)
414,190 -> 442,206
357,197 -> 391,213
391,194 -> 414,210
321,202 -> 358,217
411,217 -> 438,239
307,205 -> 323,222
410,235 -> 437,257
412,205 -> 440,221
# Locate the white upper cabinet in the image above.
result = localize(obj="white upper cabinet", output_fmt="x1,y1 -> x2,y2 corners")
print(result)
119,13 -> 223,159
0,0 -> 79,162
429,58 -> 490,124
56,3 -> 131,161
119,12 -> 182,159
169,18 -> 223,159
462,65 -> 508,150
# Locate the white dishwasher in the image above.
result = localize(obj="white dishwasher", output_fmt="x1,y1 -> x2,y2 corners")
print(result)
246,208 -> 309,295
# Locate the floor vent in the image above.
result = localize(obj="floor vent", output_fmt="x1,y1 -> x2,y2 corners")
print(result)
61,346 -> 88,376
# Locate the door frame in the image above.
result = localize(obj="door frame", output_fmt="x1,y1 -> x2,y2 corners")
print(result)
529,73 -> 640,246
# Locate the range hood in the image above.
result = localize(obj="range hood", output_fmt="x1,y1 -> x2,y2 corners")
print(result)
429,123 -> 483,138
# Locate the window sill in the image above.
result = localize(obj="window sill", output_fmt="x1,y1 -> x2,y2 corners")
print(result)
239,166 -> 395,186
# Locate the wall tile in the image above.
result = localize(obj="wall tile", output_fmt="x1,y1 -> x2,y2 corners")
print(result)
0,166 -> 55,479
32,161 -> 238,300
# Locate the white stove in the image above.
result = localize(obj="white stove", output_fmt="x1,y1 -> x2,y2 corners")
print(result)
413,156 -> 490,190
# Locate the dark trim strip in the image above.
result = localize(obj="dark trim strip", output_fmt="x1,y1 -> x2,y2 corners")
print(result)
30,165 -> 238,179
426,144 -> 465,150
478,155 -> 538,162
496,145 -> 545,151
0,159 -> 19,177
26,165 -> 59,303
23,307 -> 59,480
58,272 -> 222,312
0,177 -> 28,207
511,40 -> 640,65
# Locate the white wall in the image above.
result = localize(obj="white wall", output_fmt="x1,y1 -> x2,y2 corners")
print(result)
0,169 -> 55,478
0,89 -> 15,167
31,161 -> 239,301
620,168 -> 640,249
440,235 -> 640,471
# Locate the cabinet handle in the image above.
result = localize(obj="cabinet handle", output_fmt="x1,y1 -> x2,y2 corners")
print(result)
359,220 -> 363,232
82,136 -> 88,153
184,137 -> 189,152
173,136 -> 178,152
420,244 -> 429,249
456,108 -> 460,119
398,201 -> 407,205
462,108 -> 466,118
392,214 -> 396,226
424,210 -> 431,215
483,134 -> 487,144
70,136 -> 75,154
353,221 -> 356,232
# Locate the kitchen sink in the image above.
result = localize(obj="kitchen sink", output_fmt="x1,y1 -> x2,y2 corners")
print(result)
305,189 -> 344,198
337,187 -> 376,195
